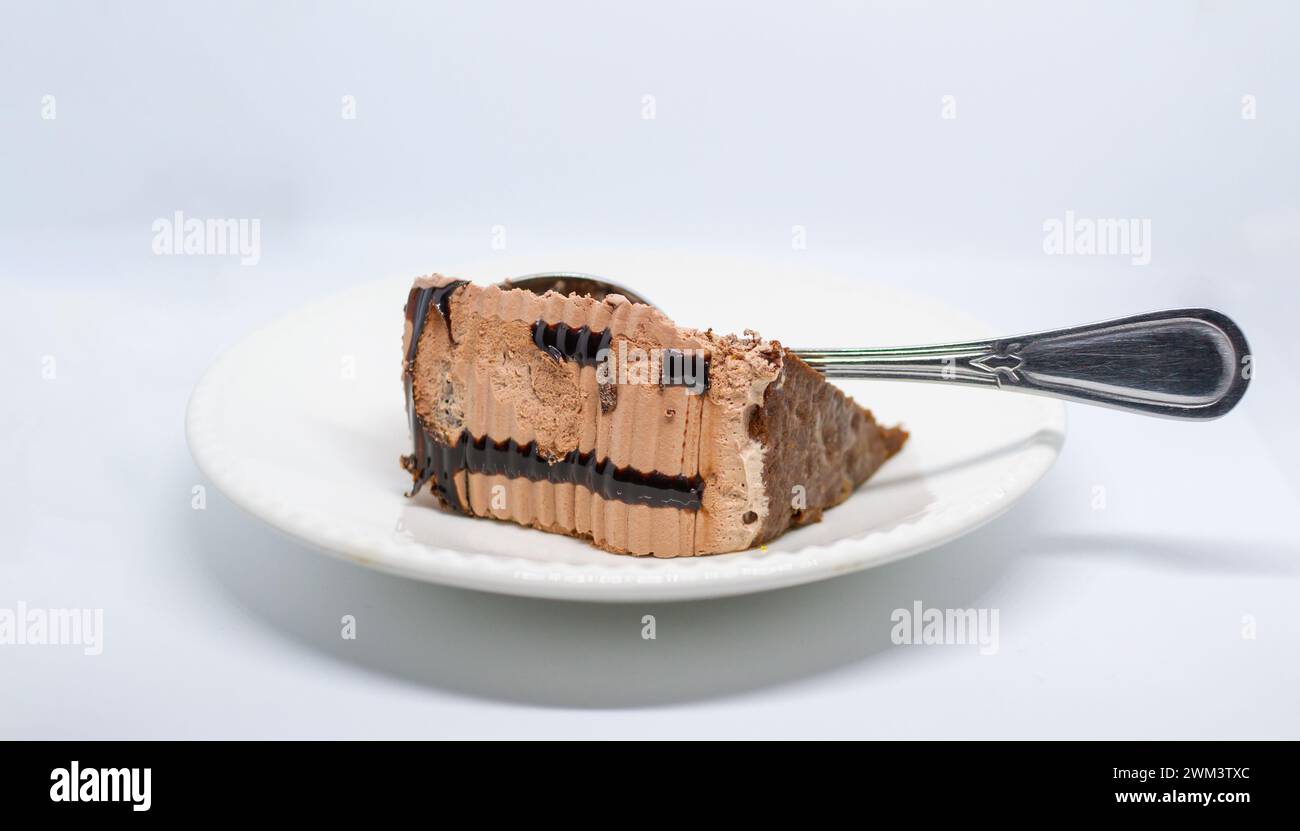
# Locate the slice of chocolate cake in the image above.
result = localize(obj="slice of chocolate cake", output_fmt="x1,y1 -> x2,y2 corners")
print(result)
401,274 -> 907,557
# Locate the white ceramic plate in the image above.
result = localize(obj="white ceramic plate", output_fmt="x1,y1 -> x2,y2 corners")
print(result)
186,254 -> 1066,601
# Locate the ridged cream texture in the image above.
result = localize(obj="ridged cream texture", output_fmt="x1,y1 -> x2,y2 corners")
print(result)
406,274 -> 781,557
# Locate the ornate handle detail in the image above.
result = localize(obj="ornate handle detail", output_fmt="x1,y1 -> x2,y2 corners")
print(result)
795,309 -> 1252,420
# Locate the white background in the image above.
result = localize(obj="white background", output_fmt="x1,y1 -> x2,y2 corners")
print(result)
2,1 -> 1298,737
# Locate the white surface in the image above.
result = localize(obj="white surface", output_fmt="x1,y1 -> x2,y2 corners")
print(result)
186,255 -> 1065,601
2,1 -> 1299,737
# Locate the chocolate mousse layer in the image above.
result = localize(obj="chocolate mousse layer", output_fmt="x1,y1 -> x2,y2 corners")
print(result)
401,274 -> 907,557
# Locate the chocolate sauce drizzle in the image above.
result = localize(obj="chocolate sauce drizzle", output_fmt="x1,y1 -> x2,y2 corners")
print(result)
530,319 -> 710,391
402,281 -> 468,498
403,281 -> 705,512
413,430 -> 704,512
659,348 -> 711,391
405,280 -> 467,363
532,320 -> 612,366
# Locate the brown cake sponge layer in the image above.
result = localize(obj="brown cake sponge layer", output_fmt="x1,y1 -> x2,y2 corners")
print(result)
749,351 -> 908,544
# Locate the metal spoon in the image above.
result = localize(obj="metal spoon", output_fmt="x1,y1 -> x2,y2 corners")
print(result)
505,271 -> 1251,420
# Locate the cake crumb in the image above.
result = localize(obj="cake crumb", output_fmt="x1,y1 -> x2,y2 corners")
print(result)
598,381 -> 618,413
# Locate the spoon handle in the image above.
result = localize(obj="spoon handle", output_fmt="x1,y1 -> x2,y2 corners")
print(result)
794,309 -> 1252,419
